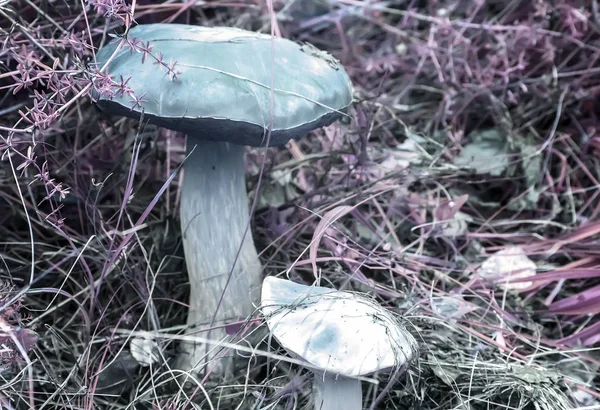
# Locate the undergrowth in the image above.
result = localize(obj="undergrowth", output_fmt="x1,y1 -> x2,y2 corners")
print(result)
0,0 -> 599,409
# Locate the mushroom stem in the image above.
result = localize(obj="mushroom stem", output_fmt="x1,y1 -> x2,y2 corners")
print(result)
313,373 -> 362,410
176,135 -> 262,378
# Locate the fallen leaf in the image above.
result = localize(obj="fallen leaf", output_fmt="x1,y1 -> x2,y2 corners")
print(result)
476,246 -> 537,290
434,194 -> 469,221
431,294 -> 478,320
442,212 -> 473,238
130,336 -> 160,367
453,129 -> 511,176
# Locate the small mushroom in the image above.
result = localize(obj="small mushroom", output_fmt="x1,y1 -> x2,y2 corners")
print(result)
261,277 -> 418,410
93,24 -> 354,377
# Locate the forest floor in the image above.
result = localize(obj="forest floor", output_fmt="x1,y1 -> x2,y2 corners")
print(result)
1,0 -> 599,409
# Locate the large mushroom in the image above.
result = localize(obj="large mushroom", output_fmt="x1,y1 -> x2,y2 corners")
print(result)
93,24 -> 354,377
261,276 -> 418,410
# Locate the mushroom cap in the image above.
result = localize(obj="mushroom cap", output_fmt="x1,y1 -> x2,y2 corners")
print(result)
261,277 -> 417,378
93,24 -> 353,147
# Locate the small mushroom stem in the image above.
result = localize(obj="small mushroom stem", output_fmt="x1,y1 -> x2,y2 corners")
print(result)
313,372 -> 362,410
176,135 -> 262,378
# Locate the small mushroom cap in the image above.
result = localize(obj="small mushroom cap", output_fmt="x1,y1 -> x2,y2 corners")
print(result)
261,277 -> 417,378
93,24 -> 353,147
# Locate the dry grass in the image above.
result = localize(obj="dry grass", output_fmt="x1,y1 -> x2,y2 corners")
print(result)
1,0 -> 599,408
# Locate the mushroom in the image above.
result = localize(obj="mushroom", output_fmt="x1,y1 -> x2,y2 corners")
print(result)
260,276 -> 418,410
93,24 -> 354,377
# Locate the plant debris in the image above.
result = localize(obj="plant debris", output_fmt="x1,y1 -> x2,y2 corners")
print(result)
476,246 -> 538,290
1,0 -> 599,408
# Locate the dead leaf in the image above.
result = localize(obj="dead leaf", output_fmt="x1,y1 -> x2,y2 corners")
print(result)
434,194 -> 469,221
453,129 -> 511,176
431,294 -> 478,320
476,246 -> 537,290
443,212 -> 473,238
130,336 -> 160,367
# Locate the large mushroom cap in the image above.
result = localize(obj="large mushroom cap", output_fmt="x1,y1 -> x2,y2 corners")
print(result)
93,24 -> 354,147
261,277 -> 418,378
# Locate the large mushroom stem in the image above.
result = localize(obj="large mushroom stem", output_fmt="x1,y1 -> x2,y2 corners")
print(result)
176,136 -> 262,378
313,372 -> 362,410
